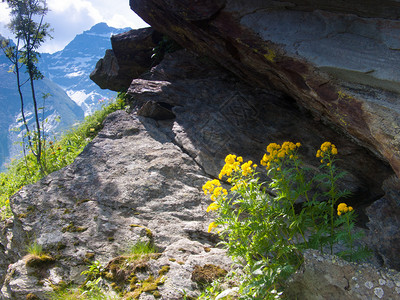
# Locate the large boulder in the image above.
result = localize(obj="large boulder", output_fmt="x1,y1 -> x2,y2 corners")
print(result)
366,176 -> 400,270
127,50 -> 393,208
1,109 -> 225,299
90,27 -> 162,91
130,0 -> 400,181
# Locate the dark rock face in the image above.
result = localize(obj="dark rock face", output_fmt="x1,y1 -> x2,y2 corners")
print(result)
130,0 -> 400,180
366,177 -> 400,270
90,27 -> 162,91
128,50 -> 392,205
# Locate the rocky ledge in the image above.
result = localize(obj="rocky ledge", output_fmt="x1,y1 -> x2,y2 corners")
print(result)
130,0 -> 400,181
1,46 -> 400,298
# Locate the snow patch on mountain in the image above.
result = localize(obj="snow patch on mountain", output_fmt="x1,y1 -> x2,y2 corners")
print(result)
39,23 -> 131,116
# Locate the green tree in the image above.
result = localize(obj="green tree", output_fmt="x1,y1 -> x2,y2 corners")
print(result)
0,0 -> 51,173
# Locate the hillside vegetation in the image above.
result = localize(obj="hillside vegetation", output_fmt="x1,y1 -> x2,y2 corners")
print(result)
0,94 -> 127,220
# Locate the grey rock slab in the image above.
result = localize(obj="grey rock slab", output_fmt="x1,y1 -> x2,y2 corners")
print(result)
130,0 -> 400,180
3,110 -> 217,298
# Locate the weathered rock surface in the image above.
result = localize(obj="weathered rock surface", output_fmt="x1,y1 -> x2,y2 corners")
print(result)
285,249 -> 400,300
366,176 -> 400,270
2,42 -> 400,298
128,50 -> 393,208
130,0 -> 400,182
1,109 -> 224,299
90,27 -> 161,91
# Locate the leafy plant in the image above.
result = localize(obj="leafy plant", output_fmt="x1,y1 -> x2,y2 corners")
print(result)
26,240 -> 43,256
202,141 -> 370,298
1,0 -> 52,173
124,240 -> 156,261
48,261 -> 117,300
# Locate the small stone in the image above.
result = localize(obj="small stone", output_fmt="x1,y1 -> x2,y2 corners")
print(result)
379,279 -> 386,285
374,287 -> 384,298
365,281 -> 374,289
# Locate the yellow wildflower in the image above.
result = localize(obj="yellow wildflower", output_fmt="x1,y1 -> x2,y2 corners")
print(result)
241,160 -> 253,176
337,203 -> 353,215
206,202 -> 219,212
202,179 -> 221,195
225,154 -> 236,165
207,222 -> 217,233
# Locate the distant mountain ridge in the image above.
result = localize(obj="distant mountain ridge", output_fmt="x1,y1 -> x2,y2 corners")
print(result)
0,23 -> 131,169
0,37 -> 84,169
39,22 -> 131,116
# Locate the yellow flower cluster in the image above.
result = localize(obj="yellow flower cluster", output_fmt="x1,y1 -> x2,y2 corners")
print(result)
316,142 -> 338,158
241,160 -> 256,176
203,179 -> 228,201
337,203 -> 353,216
218,154 -> 255,179
206,202 -> 219,212
208,222 -> 217,233
260,142 -> 301,169
218,154 -> 242,179
202,179 -> 221,195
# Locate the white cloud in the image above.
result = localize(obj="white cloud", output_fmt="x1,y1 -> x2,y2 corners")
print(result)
0,0 -> 148,53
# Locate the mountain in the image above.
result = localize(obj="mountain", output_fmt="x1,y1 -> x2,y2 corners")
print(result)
39,23 -> 131,116
0,38 -> 84,169
0,23 -> 132,169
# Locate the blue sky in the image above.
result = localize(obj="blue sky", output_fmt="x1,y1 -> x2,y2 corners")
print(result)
0,0 -> 148,53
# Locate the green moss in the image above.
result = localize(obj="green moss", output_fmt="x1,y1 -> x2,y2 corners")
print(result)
129,224 -> 153,240
158,265 -> 170,276
110,282 -> 121,292
61,222 -> 87,233
141,275 -> 158,292
26,293 -> 40,300
25,253 -> 55,268
168,258 -> 176,262
18,213 -> 27,219
50,280 -> 68,293
56,242 -> 66,251
145,228 -> 153,239
85,252 -> 95,260
191,264 -> 228,287
129,274 -> 165,299
152,290 -> 161,298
